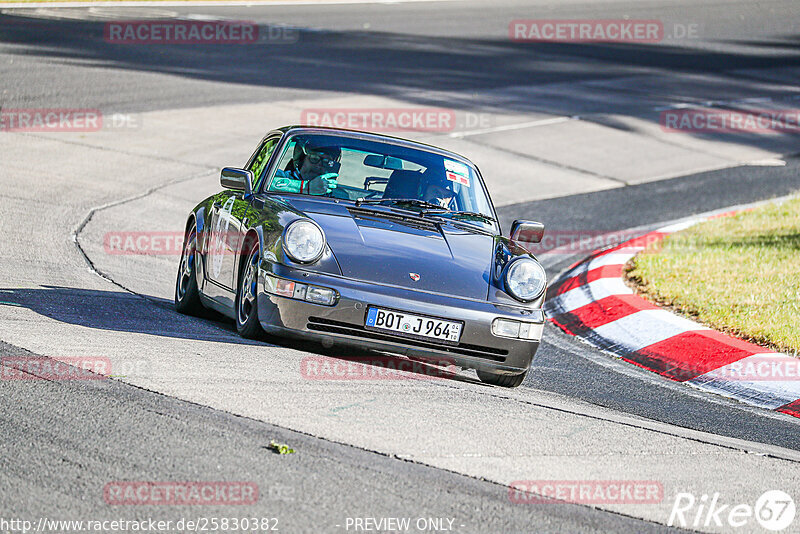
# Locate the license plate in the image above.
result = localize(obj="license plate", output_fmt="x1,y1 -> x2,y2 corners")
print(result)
365,307 -> 462,343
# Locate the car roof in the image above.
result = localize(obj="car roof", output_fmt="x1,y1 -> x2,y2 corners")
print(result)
267,125 -> 479,168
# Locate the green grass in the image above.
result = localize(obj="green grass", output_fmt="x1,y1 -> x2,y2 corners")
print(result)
626,196 -> 800,354
267,440 -> 296,455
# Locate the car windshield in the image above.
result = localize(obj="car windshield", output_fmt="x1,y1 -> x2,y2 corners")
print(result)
264,133 -> 496,230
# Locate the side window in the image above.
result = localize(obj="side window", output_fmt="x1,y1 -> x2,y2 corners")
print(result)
263,140 -> 299,193
247,137 -> 279,192
275,140 -> 297,173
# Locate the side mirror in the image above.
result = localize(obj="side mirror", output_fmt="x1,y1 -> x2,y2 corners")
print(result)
509,220 -> 545,244
220,167 -> 254,194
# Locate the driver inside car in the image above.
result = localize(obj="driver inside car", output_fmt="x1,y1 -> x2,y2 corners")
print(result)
269,140 -> 340,195
421,174 -> 457,209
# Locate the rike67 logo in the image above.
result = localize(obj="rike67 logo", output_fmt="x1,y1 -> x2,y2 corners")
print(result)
669,490 -> 795,531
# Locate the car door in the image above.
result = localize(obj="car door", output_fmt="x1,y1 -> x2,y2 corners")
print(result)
204,191 -> 246,299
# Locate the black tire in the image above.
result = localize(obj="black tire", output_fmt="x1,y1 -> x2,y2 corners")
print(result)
175,224 -> 204,316
476,369 -> 528,388
236,242 -> 265,339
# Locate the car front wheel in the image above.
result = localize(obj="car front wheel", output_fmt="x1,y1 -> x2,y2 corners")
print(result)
175,224 -> 204,316
236,243 -> 265,339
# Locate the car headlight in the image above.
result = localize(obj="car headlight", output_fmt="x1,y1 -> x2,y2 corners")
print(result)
283,219 -> 326,264
504,258 -> 546,302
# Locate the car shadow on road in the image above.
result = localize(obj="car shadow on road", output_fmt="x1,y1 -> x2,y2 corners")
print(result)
0,285 -> 481,385
0,285 -> 261,344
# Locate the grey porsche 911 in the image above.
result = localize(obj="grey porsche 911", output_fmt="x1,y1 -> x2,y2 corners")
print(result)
175,126 -> 547,387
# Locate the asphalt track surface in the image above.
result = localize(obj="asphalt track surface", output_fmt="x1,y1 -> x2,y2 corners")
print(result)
1,337 -> 672,533
2,0 -> 800,532
0,0 -> 798,114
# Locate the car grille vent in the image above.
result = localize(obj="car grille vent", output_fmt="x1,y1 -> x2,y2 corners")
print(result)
306,316 -> 508,362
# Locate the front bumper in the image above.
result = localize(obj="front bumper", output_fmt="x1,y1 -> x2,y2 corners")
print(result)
257,263 -> 544,375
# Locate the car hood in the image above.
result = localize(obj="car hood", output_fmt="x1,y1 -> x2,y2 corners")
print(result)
288,200 -> 494,299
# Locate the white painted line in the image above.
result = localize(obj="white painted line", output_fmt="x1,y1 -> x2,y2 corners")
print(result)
689,380 -> 800,410
653,103 -> 696,112
653,96 -> 778,112
745,159 -> 787,167
690,353 -> 800,409
740,97 -> 775,104
0,0 -> 457,7
656,220 -> 699,233
592,309 -> 709,353
448,116 -> 578,139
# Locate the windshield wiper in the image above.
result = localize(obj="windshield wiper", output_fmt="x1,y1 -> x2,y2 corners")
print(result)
354,198 -> 450,212
353,199 -> 495,224
439,211 -> 496,223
